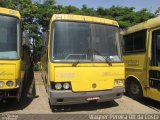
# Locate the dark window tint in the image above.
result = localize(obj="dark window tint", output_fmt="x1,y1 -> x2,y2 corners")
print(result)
123,30 -> 146,53
53,21 -> 91,61
52,21 -> 122,62
0,15 -> 19,59
151,30 -> 160,66
92,24 -> 120,57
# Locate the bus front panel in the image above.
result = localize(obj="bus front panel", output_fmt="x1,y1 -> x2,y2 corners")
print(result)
46,19 -> 124,105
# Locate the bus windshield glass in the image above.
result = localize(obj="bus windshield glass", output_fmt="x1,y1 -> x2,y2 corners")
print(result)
52,21 -> 122,62
0,15 -> 20,59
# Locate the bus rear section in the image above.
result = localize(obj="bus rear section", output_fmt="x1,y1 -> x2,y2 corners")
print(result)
122,17 -> 160,101
41,14 -> 125,105
0,7 -> 31,102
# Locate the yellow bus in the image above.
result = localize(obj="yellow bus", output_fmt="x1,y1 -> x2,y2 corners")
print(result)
41,14 -> 125,106
122,17 -> 160,101
0,7 -> 32,102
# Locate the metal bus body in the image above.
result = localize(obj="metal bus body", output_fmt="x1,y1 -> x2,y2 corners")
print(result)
41,14 -> 125,105
0,7 -> 32,101
122,17 -> 160,101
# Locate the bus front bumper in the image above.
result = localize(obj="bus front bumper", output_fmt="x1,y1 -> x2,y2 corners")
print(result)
0,88 -> 19,100
49,87 -> 124,105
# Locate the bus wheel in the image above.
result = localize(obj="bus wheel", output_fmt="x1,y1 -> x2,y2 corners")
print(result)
128,80 -> 143,100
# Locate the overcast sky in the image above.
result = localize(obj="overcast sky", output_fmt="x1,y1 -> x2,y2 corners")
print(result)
56,0 -> 160,12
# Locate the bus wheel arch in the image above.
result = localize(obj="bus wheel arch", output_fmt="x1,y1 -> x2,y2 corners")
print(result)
125,76 -> 143,100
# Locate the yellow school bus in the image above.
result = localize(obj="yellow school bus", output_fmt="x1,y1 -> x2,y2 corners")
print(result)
0,7 -> 31,102
41,14 -> 125,106
122,17 -> 160,101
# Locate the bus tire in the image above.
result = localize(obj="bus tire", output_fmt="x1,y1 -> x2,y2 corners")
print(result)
127,80 -> 143,100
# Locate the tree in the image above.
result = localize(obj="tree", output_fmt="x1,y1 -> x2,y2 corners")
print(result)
155,7 -> 160,16
0,1 -> 157,65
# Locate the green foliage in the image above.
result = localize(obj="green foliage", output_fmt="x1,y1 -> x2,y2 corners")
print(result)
92,6 -> 155,28
0,0 -> 158,69
155,7 -> 160,16
33,62 -> 41,71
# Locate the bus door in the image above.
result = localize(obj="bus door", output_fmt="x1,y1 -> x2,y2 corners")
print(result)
148,28 -> 160,101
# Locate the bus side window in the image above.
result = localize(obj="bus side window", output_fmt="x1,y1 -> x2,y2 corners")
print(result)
123,30 -> 146,54
151,30 -> 160,66
157,35 -> 160,66
149,30 -> 160,89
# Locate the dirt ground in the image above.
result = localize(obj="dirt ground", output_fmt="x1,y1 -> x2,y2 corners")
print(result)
0,72 -> 159,116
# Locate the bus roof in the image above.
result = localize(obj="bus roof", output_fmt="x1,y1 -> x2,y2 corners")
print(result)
0,7 -> 21,19
121,17 -> 160,35
51,14 -> 119,27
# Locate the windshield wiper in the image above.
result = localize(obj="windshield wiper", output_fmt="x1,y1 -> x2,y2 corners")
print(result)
93,48 -> 112,66
72,48 -> 92,67
72,48 -> 112,67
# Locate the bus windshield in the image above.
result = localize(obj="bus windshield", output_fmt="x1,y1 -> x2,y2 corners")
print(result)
52,21 -> 122,62
0,15 -> 20,59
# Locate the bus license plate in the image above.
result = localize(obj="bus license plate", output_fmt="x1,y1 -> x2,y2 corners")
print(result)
86,97 -> 100,101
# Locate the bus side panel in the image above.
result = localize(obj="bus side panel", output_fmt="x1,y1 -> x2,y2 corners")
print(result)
147,88 -> 160,101
124,53 -> 148,97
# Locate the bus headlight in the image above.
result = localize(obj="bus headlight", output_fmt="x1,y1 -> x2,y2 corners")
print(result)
0,81 -> 5,88
114,79 -> 123,86
55,83 -> 62,90
6,81 -> 14,87
63,83 -> 70,90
